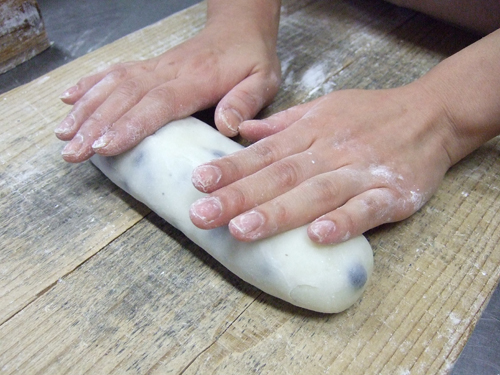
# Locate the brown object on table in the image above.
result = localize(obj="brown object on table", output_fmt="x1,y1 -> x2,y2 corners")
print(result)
0,1 -> 499,374
0,0 -> 50,74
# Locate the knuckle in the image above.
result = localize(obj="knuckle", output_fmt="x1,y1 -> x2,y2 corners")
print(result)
232,88 -> 261,114
248,141 -> 276,165
270,200 -> 292,224
105,65 -> 128,83
72,98 -> 95,120
71,98 -> 87,113
363,192 -> 384,213
121,114 -> 146,139
340,210 -> 356,236
273,160 -> 301,189
305,176 -> 341,204
76,75 -> 91,88
216,156 -> 240,176
366,189 -> 401,223
86,112 -> 113,136
144,87 -> 177,117
145,86 -> 175,103
87,112 -> 104,125
364,193 -> 389,222
222,185 -> 248,212
266,67 -> 282,90
117,78 -> 144,98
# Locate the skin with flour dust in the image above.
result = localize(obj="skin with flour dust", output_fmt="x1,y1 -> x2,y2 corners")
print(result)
55,0 -> 500,245
91,117 -> 374,313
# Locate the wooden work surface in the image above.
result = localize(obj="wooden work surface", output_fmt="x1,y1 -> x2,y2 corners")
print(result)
1,1 -> 499,373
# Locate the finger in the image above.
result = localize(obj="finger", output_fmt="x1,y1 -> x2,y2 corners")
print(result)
226,168 -> 372,241
59,61 -> 155,104
214,70 -> 281,137
56,76 -> 121,142
191,122 -> 314,193
239,101 -> 316,142
55,62 -> 159,140
307,188 -> 403,244
59,71 -> 109,105
56,68 -> 137,141
91,76 -> 220,157
60,72 -> 163,162
190,149 -> 331,229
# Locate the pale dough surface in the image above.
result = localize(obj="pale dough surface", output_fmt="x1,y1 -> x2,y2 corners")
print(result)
91,117 -> 374,313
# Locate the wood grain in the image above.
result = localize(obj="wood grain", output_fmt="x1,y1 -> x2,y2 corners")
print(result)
0,1 -> 498,374
0,0 -> 50,74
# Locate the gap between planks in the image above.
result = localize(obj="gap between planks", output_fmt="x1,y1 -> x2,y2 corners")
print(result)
0,212 -> 151,327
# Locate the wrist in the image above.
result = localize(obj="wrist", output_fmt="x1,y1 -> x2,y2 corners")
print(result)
395,81 -> 456,170
205,0 -> 281,49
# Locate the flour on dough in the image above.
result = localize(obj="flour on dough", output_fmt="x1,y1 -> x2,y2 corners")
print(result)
91,117 -> 374,313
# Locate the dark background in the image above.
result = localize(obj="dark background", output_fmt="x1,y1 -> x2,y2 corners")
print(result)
0,0 -> 200,93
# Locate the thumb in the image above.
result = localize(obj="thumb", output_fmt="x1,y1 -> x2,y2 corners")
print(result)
215,71 -> 280,137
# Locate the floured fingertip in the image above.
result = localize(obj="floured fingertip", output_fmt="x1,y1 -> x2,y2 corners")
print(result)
216,107 -> 242,136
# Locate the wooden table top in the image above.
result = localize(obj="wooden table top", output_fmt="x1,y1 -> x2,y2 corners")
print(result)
1,1 -> 499,374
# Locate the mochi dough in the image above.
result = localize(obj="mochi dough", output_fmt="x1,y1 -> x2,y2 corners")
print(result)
91,117 -> 374,313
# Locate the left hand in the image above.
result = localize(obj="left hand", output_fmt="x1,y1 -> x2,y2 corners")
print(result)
54,8 -> 281,163
189,83 -> 454,243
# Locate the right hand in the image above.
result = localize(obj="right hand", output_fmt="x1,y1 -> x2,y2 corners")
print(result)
55,21 -> 281,163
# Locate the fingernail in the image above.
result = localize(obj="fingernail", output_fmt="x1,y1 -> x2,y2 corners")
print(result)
220,107 -> 242,135
61,134 -> 84,157
54,114 -> 75,136
59,85 -> 78,99
309,220 -> 336,242
192,165 -> 222,192
92,131 -> 115,150
190,197 -> 222,224
230,210 -> 265,236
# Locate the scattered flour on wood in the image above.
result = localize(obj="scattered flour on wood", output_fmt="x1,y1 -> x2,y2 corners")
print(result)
449,312 -> 461,325
301,62 -> 327,95
36,76 -> 50,85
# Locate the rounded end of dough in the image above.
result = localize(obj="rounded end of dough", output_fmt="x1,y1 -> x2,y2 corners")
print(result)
286,235 -> 373,314
289,276 -> 368,314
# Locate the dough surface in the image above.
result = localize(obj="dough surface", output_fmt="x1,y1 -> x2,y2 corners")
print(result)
91,117 -> 374,313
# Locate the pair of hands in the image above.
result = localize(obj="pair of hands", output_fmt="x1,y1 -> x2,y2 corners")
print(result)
55,22 -> 453,245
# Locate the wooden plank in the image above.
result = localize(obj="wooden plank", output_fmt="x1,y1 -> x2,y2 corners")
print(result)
0,0 -> 50,73
0,3 -> 207,325
0,0 -> 498,374
0,213 -> 261,374
265,0 -> 478,116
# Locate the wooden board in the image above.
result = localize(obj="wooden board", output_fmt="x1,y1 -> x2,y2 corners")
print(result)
0,0 -> 50,74
0,0 -> 499,373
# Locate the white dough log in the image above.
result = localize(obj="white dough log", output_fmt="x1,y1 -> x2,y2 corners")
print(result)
91,117 -> 373,313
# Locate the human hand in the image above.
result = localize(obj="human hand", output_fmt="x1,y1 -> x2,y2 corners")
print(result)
55,16 -> 281,163
189,84 -> 455,244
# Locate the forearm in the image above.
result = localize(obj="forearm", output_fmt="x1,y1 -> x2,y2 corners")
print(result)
418,29 -> 500,165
